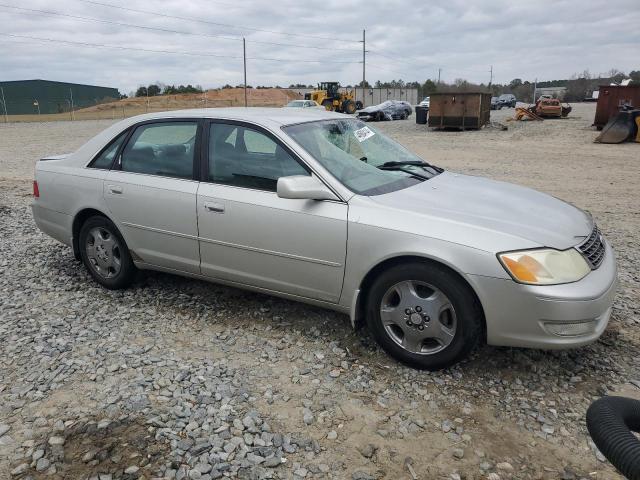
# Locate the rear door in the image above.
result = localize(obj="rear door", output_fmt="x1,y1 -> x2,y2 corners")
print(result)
196,120 -> 348,302
103,119 -> 202,274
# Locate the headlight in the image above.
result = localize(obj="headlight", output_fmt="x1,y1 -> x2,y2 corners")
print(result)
498,248 -> 591,285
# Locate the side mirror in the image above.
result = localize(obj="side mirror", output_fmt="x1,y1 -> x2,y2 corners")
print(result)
277,175 -> 339,201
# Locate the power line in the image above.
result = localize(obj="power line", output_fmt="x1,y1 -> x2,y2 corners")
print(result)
0,32 -> 362,64
0,4 -> 362,53
75,0 -> 361,44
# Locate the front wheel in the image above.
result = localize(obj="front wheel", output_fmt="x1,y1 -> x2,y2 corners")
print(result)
365,263 -> 482,370
79,215 -> 136,289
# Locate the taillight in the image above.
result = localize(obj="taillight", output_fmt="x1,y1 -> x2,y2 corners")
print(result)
33,180 -> 40,198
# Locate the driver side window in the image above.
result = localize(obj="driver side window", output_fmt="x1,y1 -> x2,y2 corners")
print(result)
209,123 -> 309,191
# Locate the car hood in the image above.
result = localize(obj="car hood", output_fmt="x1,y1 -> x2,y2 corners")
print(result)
368,171 -> 593,251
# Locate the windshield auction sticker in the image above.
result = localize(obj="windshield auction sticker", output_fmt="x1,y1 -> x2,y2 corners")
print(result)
354,126 -> 375,142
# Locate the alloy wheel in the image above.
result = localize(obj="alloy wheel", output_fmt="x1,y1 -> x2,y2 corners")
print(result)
380,280 -> 457,355
85,227 -> 122,279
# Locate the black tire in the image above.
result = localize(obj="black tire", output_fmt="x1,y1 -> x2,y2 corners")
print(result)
79,215 -> 136,290
342,100 -> 357,115
586,396 -> 640,480
355,101 -> 364,110
321,99 -> 334,111
365,262 -> 482,370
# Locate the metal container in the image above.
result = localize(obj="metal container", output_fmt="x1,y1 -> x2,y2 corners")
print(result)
415,106 -> 428,124
594,85 -> 640,129
428,92 -> 492,130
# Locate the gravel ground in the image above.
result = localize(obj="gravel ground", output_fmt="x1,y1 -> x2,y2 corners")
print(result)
0,103 -> 639,480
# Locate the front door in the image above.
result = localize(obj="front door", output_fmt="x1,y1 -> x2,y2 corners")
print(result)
197,121 -> 348,302
103,120 -> 201,274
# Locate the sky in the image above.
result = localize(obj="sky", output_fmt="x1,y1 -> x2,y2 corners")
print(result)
0,0 -> 639,95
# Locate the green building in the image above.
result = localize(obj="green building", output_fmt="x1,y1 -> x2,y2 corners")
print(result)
0,79 -> 120,115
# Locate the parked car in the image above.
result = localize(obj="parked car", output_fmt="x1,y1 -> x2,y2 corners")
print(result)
490,96 -> 501,110
419,97 -> 430,109
498,94 -> 516,108
32,109 -> 618,370
284,100 -> 324,110
357,100 -> 410,121
395,100 -> 413,117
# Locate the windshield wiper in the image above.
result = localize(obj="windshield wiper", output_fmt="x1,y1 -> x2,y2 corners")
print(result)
377,165 -> 430,181
380,160 -> 443,172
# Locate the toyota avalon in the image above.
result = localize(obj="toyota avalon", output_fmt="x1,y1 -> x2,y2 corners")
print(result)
31,108 -> 618,369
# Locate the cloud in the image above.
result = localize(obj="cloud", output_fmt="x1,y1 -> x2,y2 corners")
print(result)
0,0 -> 638,93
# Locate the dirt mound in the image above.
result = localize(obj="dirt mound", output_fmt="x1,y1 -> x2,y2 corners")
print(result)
78,88 -> 301,114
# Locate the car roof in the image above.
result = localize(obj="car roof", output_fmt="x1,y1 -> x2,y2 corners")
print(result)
116,107 -> 345,128
66,107 -> 353,170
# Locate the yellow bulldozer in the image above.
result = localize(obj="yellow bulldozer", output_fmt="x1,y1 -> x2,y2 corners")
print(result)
304,82 -> 363,114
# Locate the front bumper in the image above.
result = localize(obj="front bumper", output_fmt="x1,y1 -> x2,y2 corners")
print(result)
357,113 -> 376,121
467,240 -> 618,349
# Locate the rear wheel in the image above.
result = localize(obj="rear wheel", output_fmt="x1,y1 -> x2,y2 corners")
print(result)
322,99 -> 334,111
365,262 -> 482,370
79,215 -> 136,289
343,100 -> 357,114
355,101 -> 364,110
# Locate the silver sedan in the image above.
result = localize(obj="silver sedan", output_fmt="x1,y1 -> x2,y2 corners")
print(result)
31,108 -> 617,369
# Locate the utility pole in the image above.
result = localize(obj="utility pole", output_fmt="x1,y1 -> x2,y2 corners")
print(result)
0,87 -> 7,123
361,29 -> 366,105
243,37 -> 248,107
69,88 -> 75,120
489,65 -> 493,87
146,88 -> 149,112
437,68 -> 441,84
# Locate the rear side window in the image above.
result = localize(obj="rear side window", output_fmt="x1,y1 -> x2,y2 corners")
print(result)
120,122 -> 197,179
89,131 -> 128,169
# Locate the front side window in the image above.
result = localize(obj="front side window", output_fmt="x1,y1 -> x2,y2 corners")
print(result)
120,122 -> 197,179
209,123 -> 309,191
89,131 -> 128,169
284,119 -> 441,195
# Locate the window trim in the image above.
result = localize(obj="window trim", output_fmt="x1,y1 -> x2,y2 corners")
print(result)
202,119 -> 312,193
115,118 -> 204,181
86,129 -> 131,170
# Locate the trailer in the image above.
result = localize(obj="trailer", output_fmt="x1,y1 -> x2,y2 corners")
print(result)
428,92 -> 492,130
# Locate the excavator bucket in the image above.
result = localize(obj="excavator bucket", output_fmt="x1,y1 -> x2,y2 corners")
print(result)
595,110 -> 637,144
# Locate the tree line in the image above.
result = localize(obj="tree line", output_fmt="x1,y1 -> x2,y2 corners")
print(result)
132,68 -> 639,103
134,83 -> 204,97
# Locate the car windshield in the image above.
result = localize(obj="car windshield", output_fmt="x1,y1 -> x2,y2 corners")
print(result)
283,118 -> 441,195
286,101 -> 305,107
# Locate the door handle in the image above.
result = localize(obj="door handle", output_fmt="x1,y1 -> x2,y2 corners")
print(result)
204,202 -> 225,213
108,185 -> 123,194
